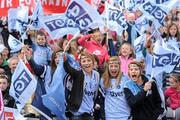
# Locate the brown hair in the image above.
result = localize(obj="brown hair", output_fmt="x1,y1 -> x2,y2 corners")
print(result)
128,60 -> 143,76
128,61 -> 143,69
51,50 -> 63,72
169,73 -> 180,82
36,30 -> 46,39
118,41 -> 135,59
166,23 -> 180,41
102,56 -> 122,89
0,74 -> 9,83
79,52 -> 95,65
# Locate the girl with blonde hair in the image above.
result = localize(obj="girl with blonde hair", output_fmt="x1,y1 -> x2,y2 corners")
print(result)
101,56 -> 131,120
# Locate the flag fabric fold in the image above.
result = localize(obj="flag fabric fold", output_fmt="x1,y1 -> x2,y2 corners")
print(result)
9,59 -> 37,112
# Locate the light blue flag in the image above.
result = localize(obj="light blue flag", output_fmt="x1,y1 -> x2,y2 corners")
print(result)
8,6 -> 29,33
66,0 -> 105,33
42,55 -> 66,120
8,35 -> 23,53
31,0 -> 44,29
40,14 -> 80,39
9,59 -> 37,111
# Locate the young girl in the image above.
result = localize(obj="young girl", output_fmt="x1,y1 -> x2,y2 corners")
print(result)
101,56 -> 130,120
64,52 -> 99,120
164,73 -> 180,120
164,23 -> 180,52
118,42 -> 135,75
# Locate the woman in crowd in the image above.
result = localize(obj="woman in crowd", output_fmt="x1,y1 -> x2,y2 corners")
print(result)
63,52 -> 100,120
26,48 -> 63,120
124,61 -> 164,120
164,23 -> 180,51
101,56 -> 130,120
164,73 -> 180,120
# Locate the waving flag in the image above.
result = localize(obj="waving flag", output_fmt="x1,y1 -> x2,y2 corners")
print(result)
42,55 -> 66,120
9,59 -> 37,111
105,2 -> 127,35
134,15 -> 149,34
30,0 -> 44,29
139,1 -> 169,28
66,0 -> 105,33
40,14 -> 80,39
8,6 -> 29,33
134,34 -> 146,61
152,40 -> 180,76
8,35 -> 23,53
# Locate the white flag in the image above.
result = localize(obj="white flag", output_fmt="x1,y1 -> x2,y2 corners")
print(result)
134,15 -> 149,34
66,0 -> 105,33
152,40 -> 180,76
40,14 -> 80,39
9,60 -> 37,111
139,1 -> 169,28
8,35 -> 23,53
8,6 -> 29,33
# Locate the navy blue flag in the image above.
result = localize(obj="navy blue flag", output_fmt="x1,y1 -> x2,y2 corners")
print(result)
173,59 -> 180,73
31,80 -> 52,120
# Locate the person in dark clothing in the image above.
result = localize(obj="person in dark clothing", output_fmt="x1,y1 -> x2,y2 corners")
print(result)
0,74 -> 16,108
64,52 -> 100,120
124,61 -> 165,120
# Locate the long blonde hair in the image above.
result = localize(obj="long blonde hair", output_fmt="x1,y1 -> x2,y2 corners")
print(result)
102,56 -> 122,89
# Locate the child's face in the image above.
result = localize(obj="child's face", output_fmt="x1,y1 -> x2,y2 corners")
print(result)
169,25 -> 177,37
0,78 -> 8,91
36,35 -> 46,46
120,44 -> 132,57
169,77 -> 179,89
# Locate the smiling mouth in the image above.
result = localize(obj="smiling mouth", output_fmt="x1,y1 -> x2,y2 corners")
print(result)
131,75 -> 137,78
